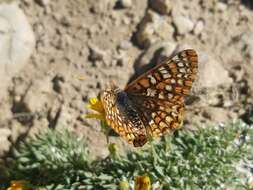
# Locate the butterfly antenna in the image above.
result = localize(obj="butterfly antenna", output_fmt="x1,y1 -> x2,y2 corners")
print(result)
111,80 -> 117,87
106,80 -> 118,90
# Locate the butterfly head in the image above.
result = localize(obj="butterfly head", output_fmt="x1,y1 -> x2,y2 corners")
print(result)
100,84 -> 122,108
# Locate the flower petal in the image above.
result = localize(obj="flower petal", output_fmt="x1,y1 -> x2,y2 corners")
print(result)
85,113 -> 105,121
89,97 -> 99,105
134,175 -> 151,190
87,98 -> 105,113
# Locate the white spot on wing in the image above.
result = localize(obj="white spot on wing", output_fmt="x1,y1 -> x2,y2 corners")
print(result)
160,69 -> 168,74
159,67 -> 166,71
147,88 -> 156,97
158,92 -> 165,99
168,93 -> 173,99
177,79 -> 183,85
149,120 -> 154,125
165,85 -> 172,91
148,75 -> 157,84
162,73 -> 171,79
171,79 -> 176,84
179,68 -> 186,73
177,62 -> 184,67
177,73 -> 183,78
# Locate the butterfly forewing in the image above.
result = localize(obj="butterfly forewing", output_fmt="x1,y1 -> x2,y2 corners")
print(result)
125,49 -> 198,100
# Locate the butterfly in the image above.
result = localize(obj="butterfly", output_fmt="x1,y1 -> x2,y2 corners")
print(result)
100,49 -> 198,147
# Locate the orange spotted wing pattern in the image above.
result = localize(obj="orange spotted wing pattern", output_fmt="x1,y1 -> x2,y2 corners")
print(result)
100,49 -> 198,147
101,87 -> 148,146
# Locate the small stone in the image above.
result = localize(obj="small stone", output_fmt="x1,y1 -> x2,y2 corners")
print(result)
202,107 -> 230,123
0,100 -> 12,123
216,2 -> 227,12
196,52 -> 233,88
54,106 -> 75,130
23,77 -> 55,113
88,45 -> 106,62
69,97 -> 84,112
208,94 -> 223,107
173,15 -> 194,35
122,16 -> 131,25
10,121 -> 27,142
60,16 -> 71,27
34,23 -> 45,36
52,74 -> 65,94
223,100 -> 233,108
116,0 -> 132,8
135,10 -> 174,48
0,2 -> 35,90
239,33 -> 253,63
23,0 -> 31,6
202,110 -> 211,119
133,42 -> 176,76
0,128 -> 11,138
47,100 -> 62,127
35,0 -> 50,7
28,118 -> 49,137
193,19 -> 204,35
14,95 -> 21,103
0,127 -> 11,156
118,40 -> 132,50
200,32 -> 208,42
229,65 -> 245,82
149,0 -> 172,15
158,42 -> 177,59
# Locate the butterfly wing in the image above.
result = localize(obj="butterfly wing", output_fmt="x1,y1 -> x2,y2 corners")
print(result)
128,95 -> 185,137
125,49 -> 198,100
101,90 -> 148,147
126,49 -> 198,137
101,49 -> 198,146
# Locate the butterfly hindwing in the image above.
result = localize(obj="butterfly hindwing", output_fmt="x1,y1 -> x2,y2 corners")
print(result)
102,90 -> 148,146
128,95 -> 184,137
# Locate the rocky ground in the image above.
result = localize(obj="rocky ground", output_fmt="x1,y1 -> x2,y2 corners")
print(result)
0,0 -> 253,160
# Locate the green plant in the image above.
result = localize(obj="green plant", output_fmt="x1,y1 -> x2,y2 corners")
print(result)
4,129 -> 89,190
2,121 -> 253,190
93,121 -> 253,190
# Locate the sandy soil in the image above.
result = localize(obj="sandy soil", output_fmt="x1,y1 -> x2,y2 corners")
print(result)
0,0 -> 253,159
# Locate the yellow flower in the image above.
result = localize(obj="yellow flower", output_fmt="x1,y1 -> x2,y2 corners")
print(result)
7,180 -> 29,190
85,97 -> 112,139
134,175 -> 151,190
85,97 -> 105,121
119,180 -> 130,190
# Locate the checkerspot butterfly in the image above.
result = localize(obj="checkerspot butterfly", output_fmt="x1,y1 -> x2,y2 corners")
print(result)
100,49 -> 198,147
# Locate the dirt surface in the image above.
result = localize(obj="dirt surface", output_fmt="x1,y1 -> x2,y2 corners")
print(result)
0,0 -> 253,159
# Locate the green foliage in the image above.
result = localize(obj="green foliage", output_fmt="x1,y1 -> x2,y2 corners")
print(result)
4,129 -> 90,190
94,122 -> 253,190
2,121 -> 253,190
